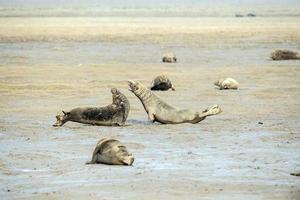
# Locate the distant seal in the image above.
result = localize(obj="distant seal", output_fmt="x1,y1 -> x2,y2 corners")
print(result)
162,52 -> 177,63
247,13 -> 256,17
128,80 -> 222,124
86,138 -> 134,165
214,78 -> 239,90
271,50 -> 300,60
290,172 -> 300,177
53,88 -> 130,127
150,75 -> 175,91
235,14 -> 244,17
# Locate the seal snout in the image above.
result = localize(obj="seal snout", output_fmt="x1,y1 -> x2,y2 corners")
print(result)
111,88 -> 118,94
123,155 -> 135,166
127,80 -> 137,91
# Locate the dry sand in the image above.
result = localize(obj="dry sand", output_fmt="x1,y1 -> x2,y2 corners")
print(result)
0,17 -> 300,199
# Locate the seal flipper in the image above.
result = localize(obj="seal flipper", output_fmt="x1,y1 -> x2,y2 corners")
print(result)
148,112 -> 156,122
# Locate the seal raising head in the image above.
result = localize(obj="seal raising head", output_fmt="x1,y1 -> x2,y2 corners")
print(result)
128,80 -> 222,124
86,138 -> 134,166
53,88 -> 130,127
150,75 -> 175,91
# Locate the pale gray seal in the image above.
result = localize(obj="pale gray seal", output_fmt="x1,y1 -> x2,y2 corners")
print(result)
128,80 -> 222,124
162,52 -> 177,63
86,138 -> 134,165
214,78 -> 239,90
150,75 -> 175,91
271,50 -> 300,60
53,88 -> 130,127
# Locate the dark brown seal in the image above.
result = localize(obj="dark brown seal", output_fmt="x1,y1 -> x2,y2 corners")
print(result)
86,138 -> 134,165
290,172 -> 300,177
53,88 -> 130,127
271,50 -> 300,60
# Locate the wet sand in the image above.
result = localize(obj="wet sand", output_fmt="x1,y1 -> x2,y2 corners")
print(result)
0,17 -> 300,199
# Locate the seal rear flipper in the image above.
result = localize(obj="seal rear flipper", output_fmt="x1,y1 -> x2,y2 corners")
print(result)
203,105 -> 222,116
85,160 -> 95,165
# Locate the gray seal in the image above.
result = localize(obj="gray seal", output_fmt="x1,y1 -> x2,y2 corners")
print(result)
150,75 -> 175,91
214,78 -> 239,90
53,88 -> 130,127
86,138 -> 134,165
271,50 -> 300,60
128,80 -> 222,124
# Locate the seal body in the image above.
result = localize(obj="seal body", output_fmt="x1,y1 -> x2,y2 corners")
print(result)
86,138 -> 134,165
162,52 -> 177,63
271,50 -> 300,60
53,88 -> 130,127
214,78 -> 239,90
150,75 -> 175,91
128,80 -> 221,124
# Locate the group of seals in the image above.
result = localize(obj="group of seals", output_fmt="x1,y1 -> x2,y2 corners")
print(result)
53,88 -> 130,127
52,50 -> 300,170
54,78 -> 223,166
86,138 -> 134,166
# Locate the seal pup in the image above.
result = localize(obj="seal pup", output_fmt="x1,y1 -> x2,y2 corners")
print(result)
53,88 -> 130,127
128,80 -> 222,124
162,52 -> 177,63
271,50 -> 300,60
86,138 -> 134,165
214,78 -> 239,90
150,75 -> 175,91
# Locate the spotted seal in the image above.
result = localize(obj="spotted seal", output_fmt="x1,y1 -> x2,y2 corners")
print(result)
128,80 -> 221,124
86,138 -> 134,165
53,88 -> 130,127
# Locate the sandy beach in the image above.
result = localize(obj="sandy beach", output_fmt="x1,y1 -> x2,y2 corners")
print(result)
0,15 -> 300,199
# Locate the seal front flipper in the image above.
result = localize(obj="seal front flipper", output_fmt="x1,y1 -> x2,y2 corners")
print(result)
147,112 -> 156,122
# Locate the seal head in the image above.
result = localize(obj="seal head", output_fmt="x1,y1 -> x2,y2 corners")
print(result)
53,111 -> 70,127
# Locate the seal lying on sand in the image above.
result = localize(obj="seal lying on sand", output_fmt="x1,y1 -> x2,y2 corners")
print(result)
214,78 -> 239,90
290,172 -> 300,177
53,88 -> 130,127
128,80 -> 221,124
86,138 -> 134,165
271,50 -> 300,60
162,52 -> 177,63
150,75 -> 175,91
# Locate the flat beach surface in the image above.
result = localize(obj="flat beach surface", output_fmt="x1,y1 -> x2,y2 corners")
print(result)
0,16 -> 300,199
